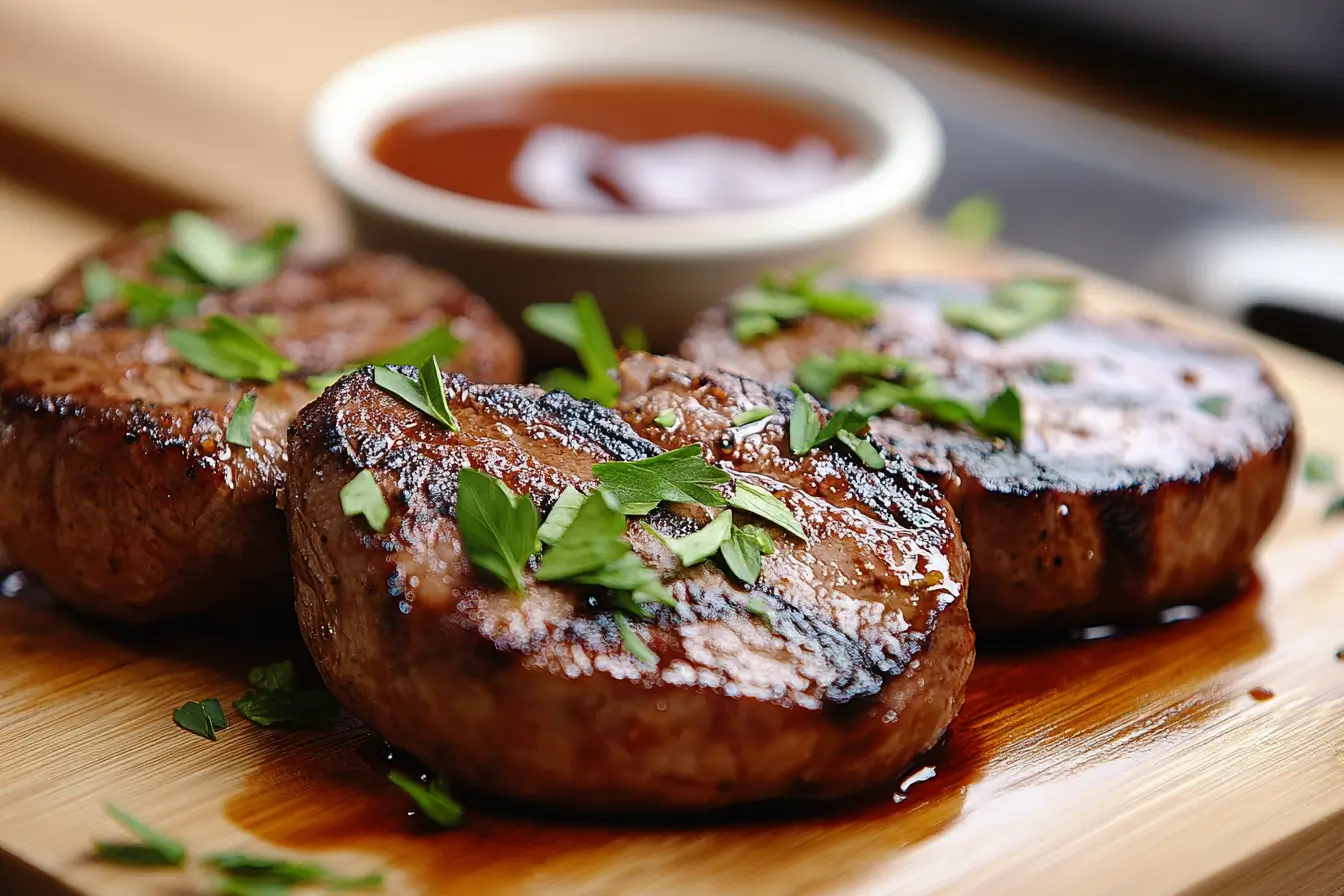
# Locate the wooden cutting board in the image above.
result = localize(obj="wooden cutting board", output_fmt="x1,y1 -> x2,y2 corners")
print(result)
1,220 -> 1343,896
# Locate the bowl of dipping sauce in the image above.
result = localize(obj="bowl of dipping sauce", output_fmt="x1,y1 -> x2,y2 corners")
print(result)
308,10 -> 942,352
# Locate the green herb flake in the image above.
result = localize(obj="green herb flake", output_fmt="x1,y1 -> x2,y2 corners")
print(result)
93,804 -> 187,867
732,310 -> 781,343
525,293 -> 621,406
213,878 -> 291,896
306,372 -> 343,392
248,314 -> 282,336
731,270 -> 880,344
1327,496 -> 1344,520
727,481 -> 805,541
1304,453 -> 1335,484
233,689 -> 341,728
593,444 -> 731,515
81,260 -> 122,311
944,194 -> 1004,246
387,771 -> 464,828
943,276 -> 1075,340
225,392 -> 257,448
836,429 -> 886,470
977,386 -> 1024,443
731,406 -> 774,427
418,355 -> 460,432
795,349 -> 926,398
247,660 -> 296,693
621,324 -> 649,353
205,853 -> 325,883
167,315 -> 297,382
536,492 -> 673,608
850,380 -> 1024,444
719,524 -> 764,585
1034,361 -> 1075,384
1197,395 -> 1231,418
361,325 -> 463,368
340,469 -> 390,534
165,212 -> 298,289
456,467 -> 540,594
743,595 -> 773,625
657,511 -> 733,567
538,486 -> 587,546
371,366 -> 434,418
653,408 -> 678,429
614,610 -> 659,666
788,387 -> 822,455
124,281 -> 204,327
173,699 -> 224,741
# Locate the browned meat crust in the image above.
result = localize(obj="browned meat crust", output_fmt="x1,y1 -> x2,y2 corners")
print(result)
680,278 -> 1295,638
285,355 -> 973,809
0,221 -> 523,621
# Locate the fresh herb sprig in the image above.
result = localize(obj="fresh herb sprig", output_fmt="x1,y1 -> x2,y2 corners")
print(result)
456,468 -> 540,595
167,315 -> 296,383
942,275 -> 1075,340
173,698 -> 229,741
944,194 -> 1004,246
226,392 -> 257,448
732,269 -> 879,343
593,444 -> 732,514
795,349 -> 930,398
160,213 -> 297,290
340,469 -> 390,534
307,325 -> 463,392
371,356 -> 460,432
525,293 -> 622,406
234,660 -> 341,729
93,805 -> 187,867
788,388 -> 884,468
852,379 -> 1024,443
387,772 -> 464,828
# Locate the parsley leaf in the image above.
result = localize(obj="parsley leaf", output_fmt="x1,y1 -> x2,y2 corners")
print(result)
174,699 -> 227,741
795,349 -> 928,398
1197,395 -> 1231,418
456,468 -> 540,595
537,486 -> 587,546
851,380 -> 1024,443
788,387 -> 870,456
247,661 -> 296,692
371,366 -> 434,417
1327,496 -> 1344,519
536,492 -> 672,607
731,406 -> 774,427
592,444 -> 731,514
525,293 -> 621,406
614,611 -> 659,666
94,804 -> 187,867
944,194 -> 1003,245
836,429 -> 886,470
81,260 -> 122,311
731,270 -> 880,343
387,771 -> 464,828
977,386 -> 1024,442
942,276 -> 1075,340
1034,361 -> 1075,384
340,469 -> 390,533
744,595 -> 773,626
655,511 -> 733,566
419,355 -> 460,432
621,324 -> 649,353
165,213 -> 297,289
167,315 -> 297,382
726,481 -> 805,541
1304,452 -> 1335,484
233,689 -> 340,728
124,281 -> 204,327
360,325 -> 463,368
653,409 -> 678,429
720,523 -> 769,585
225,392 -> 256,448
204,852 -> 382,890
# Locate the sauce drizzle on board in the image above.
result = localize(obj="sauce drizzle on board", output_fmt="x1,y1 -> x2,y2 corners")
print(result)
371,78 -> 862,214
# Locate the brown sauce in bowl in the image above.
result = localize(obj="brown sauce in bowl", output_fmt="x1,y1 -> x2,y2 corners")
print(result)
371,78 -> 861,214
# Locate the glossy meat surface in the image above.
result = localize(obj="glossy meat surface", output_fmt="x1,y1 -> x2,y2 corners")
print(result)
0,221 -> 523,621
286,356 -> 973,808
680,278 -> 1295,637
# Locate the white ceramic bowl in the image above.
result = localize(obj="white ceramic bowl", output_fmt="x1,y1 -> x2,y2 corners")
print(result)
308,10 -> 944,354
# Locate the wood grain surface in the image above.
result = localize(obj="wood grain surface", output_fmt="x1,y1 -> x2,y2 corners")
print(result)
0,218 -> 1342,896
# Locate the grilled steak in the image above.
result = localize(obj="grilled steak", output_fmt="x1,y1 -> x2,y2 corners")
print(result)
0,219 -> 522,622
681,277 -> 1295,638
285,355 -> 972,809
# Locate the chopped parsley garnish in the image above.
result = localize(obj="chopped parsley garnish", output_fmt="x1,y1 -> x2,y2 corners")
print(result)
81,260 -> 122,311
371,358 -> 459,432
1034,361 -> 1075,384
850,379 -> 1024,443
732,270 -> 879,343
614,611 -> 659,666
621,324 -> 649,352
976,386 -> 1025,443
944,194 -> 1003,246
340,469 -> 390,534
788,388 -> 872,460
204,852 -> 383,891
233,689 -> 340,728
225,392 -> 257,449
654,511 -> 733,566
653,409 -> 678,429
836,429 -> 886,470
248,314 -> 282,336
942,276 -> 1075,340
743,595 -> 773,625
93,804 -> 187,867
592,444 -> 731,515
167,315 -> 297,382
387,772 -> 464,828
537,486 -> 587,546
307,325 -> 464,391
525,293 -> 621,406
247,660 -> 297,692
535,490 -> 671,607
456,467 -> 540,595
1197,395 -> 1231,418
731,406 -> 774,427
162,213 -> 297,290
1328,497 -> 1344,520
795,349 -> 928,398
726,481 -> 805,541
124,281 -> 204,327
173,698 -> 228,741
1304,453 -> 1335,484
720,522 -> 774,586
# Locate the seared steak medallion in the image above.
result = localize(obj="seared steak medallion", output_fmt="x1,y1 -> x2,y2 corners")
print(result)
285,355 -> 972,809
681,278 -> 1295,638
0,217 -> 522,621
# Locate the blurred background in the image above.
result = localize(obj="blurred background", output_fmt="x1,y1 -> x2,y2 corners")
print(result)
1,0 -> 1341,357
